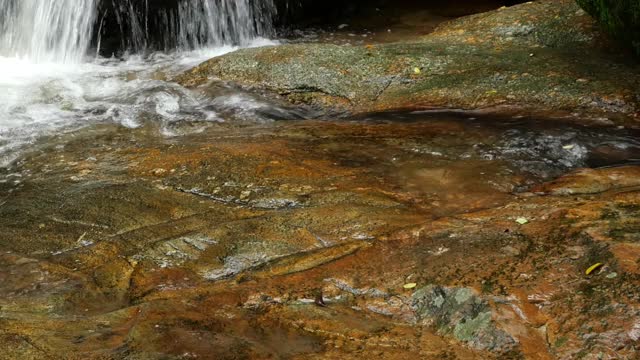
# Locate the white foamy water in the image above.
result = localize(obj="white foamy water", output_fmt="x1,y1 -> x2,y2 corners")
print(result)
0,0 -> 281,166
0,39 -> 278,166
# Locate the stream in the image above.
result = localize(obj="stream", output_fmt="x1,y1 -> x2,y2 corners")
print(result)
1,0 -> 638,178
1,1 -> 640,358
0,39 -> 282,166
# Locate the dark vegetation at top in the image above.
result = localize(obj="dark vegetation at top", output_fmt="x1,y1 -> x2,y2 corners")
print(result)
576,0 -> 640,55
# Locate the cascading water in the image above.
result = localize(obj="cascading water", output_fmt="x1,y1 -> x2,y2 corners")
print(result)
0,0 -> 280,166
0,0 -> 277,60
101,0 -> 276,54
0,0 -> 97,63
176,0 -> 276,50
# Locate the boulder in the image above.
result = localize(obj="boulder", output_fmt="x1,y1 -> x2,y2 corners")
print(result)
179,0 -> 640,123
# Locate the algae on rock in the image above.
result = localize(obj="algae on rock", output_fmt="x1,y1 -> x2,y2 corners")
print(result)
411,286 -> 517,353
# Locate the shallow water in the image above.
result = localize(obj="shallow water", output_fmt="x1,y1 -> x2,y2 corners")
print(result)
0,39 -> 283,166
360,111 -> 640,177
1,38 -> 640,360
2,33 -> 640,190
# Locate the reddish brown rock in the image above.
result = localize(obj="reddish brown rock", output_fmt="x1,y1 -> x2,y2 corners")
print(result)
533,166 -> 640,195
0,118 -> 639,358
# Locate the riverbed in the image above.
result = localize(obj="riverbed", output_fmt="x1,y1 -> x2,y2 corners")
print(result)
1,0 -> 640,358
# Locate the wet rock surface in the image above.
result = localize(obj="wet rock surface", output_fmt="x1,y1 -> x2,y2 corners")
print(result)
179,0 -> 640,125
0,114 -> 639,358
3,1 -> 640,358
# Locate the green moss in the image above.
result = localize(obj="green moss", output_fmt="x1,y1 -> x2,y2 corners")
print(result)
600,207 -> 620,220
554,336 -> 569,348
453,311 -> 492,342
608,225 -> 640,241
617,203 -> 640,213
576,0 -> 640,55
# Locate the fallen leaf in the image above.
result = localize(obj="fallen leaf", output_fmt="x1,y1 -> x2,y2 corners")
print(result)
585,263 -> 603,275
403,283 -> 417,289
515,217 -> 529,225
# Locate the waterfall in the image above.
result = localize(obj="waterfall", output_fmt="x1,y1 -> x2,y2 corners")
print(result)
176,0 -> 276,50
0,0 -> 278,168
108,0 -> 148,53
0,0 -> 97,63
0,0 -> 276,62
101,0 -> 276,55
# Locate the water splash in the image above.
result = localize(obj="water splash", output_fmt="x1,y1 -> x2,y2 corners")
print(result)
0,0 -> 281,166
0,39 -> 283,167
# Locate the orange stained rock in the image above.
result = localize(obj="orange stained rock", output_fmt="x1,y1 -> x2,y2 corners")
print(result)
610,242 -> 640,275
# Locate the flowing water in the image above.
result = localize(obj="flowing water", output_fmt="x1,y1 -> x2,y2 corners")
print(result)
1,5 -> 640,355
0,0 -> 639,177
0,0 -> 281,166
103,0 -> 276,53
0,0 -> 98,63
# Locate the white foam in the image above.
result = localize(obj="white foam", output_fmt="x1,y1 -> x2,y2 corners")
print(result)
0,41 -> 276,166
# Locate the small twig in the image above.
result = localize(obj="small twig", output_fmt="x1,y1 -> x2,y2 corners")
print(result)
76,232 -> 88,244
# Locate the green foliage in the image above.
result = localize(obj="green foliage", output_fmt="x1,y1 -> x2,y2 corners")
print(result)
576,0 -> 640,55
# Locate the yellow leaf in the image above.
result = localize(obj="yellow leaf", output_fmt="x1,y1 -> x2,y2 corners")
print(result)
515,217 -> 528,225
414,67 -> 421,74
403,283 -> 417,289
585,263 -> 603,275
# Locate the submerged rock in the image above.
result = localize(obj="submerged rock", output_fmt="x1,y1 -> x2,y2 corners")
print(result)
412,286 -> 517,353
2,100 -> 640,358
533,165 -> 640,195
